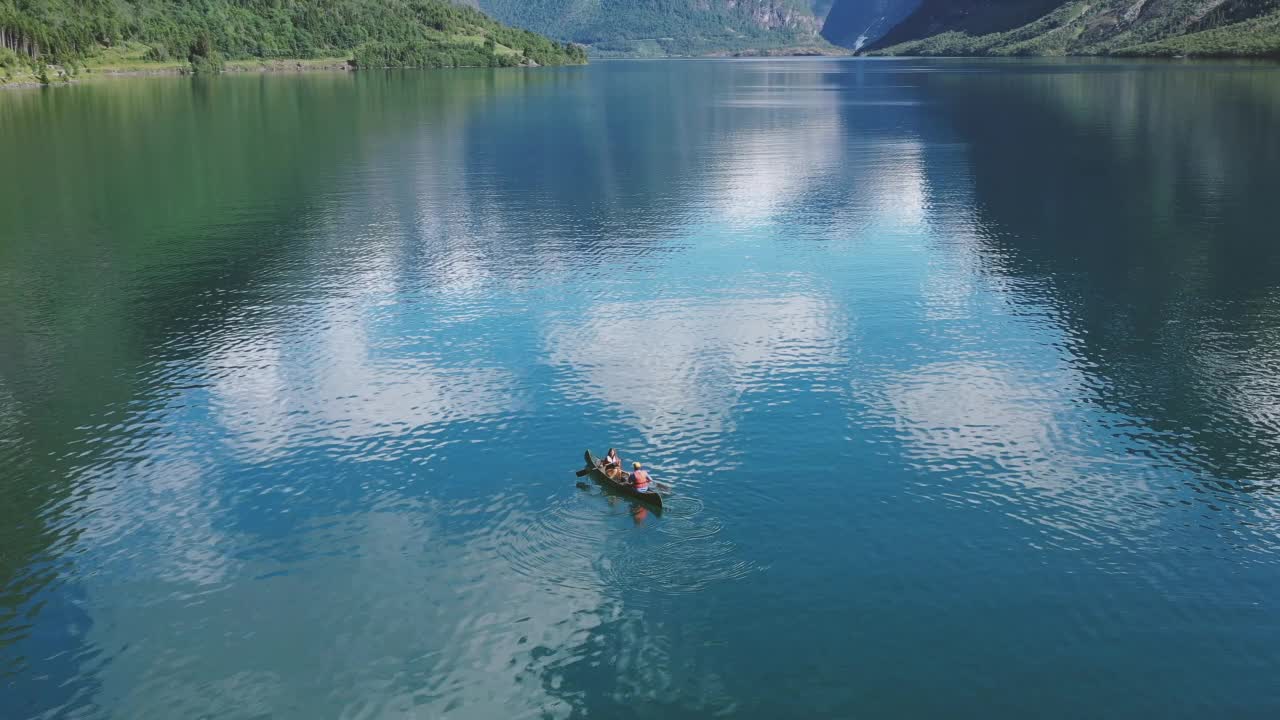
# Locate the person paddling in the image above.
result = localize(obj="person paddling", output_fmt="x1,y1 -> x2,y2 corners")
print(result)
630,462 -> 652,493
603,448 -> 622,479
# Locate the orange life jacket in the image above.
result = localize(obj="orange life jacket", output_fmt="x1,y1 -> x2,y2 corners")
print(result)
632,469 -> 651,491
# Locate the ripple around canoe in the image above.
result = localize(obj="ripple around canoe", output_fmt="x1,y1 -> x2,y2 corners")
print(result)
497,488 -> 761,597
604,534 -> 762,596
495,492 -> 625,592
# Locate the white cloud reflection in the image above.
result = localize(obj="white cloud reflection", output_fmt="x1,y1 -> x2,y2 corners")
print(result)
545,294 -> 844,445
206,320 -> 518,461
77,497 -> 615,719
883,359 -> 1065,482
711,117 -> 843,226
205,255 -> 520,460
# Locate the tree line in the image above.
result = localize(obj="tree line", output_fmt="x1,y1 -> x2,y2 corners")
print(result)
0,0 -> 587,70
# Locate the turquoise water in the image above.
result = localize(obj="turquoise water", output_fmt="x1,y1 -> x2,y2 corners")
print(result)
3,59 -> 1280,718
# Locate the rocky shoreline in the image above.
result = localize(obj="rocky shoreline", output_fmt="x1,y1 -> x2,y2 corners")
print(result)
1,58 -> 356,90
0,56 -> 581,90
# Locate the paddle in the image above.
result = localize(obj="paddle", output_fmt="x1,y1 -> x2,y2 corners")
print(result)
575,453 -> 615,477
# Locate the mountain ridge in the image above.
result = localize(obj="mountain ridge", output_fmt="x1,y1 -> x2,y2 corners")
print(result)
455,0 -> 1280,58
865,0 -> 1280,57
461,0 -> 837,56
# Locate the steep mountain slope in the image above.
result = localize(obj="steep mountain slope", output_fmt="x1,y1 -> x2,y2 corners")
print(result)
865,0 -> 1280,56
820,0 -> 923,50
1119,5 -> 1280,55
871,0 -> 1068,49
463,0 -> 835,55
458,0 -> 1277,58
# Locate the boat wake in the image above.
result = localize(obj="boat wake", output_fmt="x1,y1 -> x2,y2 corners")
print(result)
498,489 -> 761,596
495,494 -> 619,592
605,510 -> 760,594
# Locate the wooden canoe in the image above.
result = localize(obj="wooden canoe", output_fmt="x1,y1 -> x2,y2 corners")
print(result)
582,450 -> 665,511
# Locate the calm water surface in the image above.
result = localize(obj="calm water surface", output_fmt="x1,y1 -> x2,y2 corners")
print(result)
3,59 -> 1280,718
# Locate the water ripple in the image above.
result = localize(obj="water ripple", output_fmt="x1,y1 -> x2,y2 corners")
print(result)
4,58 -> 1280,719
499,484 -> 761,598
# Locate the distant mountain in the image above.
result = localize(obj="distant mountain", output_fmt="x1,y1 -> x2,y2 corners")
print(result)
455,0 -> 1279,58
820,0 -> 924,50
863,0 -> 1280,57
856,0 -> 1069,50
460,0 -> 836,56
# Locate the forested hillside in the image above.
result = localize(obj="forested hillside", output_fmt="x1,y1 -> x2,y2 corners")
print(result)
462,0 -> 833,56
0,0 -> 586,75
3,0 -> 1276,78
862,0 -> 1280,57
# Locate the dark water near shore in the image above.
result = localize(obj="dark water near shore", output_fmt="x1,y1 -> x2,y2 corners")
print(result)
3,58 -> 1280,718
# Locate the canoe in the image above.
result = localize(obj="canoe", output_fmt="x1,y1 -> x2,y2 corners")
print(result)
582,450 -> 665,511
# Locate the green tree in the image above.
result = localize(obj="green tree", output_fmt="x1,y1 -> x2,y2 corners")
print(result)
0,0 -> 589,68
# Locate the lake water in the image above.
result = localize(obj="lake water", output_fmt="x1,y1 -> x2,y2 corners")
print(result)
3,58 -> 1280,718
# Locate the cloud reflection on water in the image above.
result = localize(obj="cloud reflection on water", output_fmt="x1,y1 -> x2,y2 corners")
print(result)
207,316 -> 520,462
546,294 -> 845,450
7,60 -> 1280,719
77,497 -> 617,719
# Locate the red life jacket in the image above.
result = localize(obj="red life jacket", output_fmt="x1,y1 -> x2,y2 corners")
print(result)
632,469 -> 651,491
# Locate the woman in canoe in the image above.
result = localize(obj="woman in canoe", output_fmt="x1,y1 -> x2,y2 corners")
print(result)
603,448 -> 623,479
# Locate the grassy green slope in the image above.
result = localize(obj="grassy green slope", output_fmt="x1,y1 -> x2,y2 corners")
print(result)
0,0 -> 586,80
869,0 -> 1280,57
1117,8 -> 1280,56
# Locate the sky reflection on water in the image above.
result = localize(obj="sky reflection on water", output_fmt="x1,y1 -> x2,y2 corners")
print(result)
3,59 -> 1280,718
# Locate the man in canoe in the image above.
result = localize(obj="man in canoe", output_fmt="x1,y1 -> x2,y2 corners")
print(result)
630,462 -> 652,493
